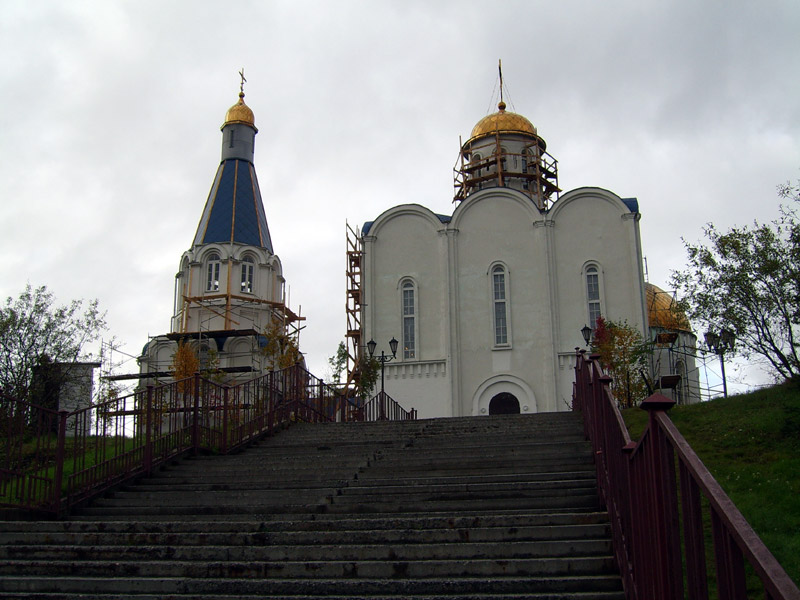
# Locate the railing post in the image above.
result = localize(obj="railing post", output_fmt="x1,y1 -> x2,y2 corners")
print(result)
222,386 -> 229,454
680,461 -> 710,600
640,393 -> 683,600
192,372 -> 200,455
52,410 -> 69,515
144,385 -> 153,476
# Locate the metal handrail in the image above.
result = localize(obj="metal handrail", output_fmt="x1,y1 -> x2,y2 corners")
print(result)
573,350 -> 800,600
361,390 -> 418,421
1,363 -> 416,516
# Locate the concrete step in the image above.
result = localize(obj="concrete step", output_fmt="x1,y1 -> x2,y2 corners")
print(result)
1,539 -> 613,561
0,524 -> 612,548
0,556 -> 617,578
0,575 -> 624,596
0,593 -> 626,600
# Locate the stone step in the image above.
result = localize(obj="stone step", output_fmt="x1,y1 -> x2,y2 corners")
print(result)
104,476 -> 597,504
1,538 -> 613,561
0,510 -> 611,533
0,593 -> 626,600
0,555 -> 617,579
0,523 -> 611,547
0,575 -> 624,596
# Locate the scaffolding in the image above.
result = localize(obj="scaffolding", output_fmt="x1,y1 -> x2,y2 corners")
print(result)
174,284 -> 305,368
453,131 -> 560,210
344,221 -> 364,398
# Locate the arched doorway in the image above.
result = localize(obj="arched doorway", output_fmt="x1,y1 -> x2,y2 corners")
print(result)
489,392 -> 520,415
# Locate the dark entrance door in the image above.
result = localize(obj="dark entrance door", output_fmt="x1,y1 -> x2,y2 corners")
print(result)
489,392 -> 520,415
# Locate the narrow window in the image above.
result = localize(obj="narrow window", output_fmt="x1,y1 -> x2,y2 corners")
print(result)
586,266 -> 601,328
241,256 -> 254,293
521,151 -> 529,190
493,265 -> 509,346
402,280 -> 416,359
206,253 -> 221,292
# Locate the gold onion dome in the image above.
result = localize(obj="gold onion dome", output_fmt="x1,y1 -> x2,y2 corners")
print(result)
223,92 -> 257,131
469,101 -> 537,143
646,283 -> 692,332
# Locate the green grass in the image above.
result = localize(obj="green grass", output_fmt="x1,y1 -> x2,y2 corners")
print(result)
1,435 -> 141,506
622,382 -> 800,591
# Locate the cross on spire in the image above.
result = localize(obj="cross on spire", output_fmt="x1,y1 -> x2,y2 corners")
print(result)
238,68 -> 247,95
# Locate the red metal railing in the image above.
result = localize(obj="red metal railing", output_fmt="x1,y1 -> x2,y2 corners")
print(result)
1,363 -> 414,516
573,350 -> 800,600
361,390 -> 418,422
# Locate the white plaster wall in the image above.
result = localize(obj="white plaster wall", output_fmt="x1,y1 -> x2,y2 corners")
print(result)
549,188 -> 647,407
381,360 -> 450,419
451,189 -> 551,415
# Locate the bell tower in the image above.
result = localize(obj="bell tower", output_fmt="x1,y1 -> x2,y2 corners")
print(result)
139,73 -> 302,382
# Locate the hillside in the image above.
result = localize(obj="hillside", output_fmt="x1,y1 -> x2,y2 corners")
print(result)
622,383 -> 800,588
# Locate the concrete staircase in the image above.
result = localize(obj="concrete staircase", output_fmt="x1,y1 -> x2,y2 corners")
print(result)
0,412 -> 625,599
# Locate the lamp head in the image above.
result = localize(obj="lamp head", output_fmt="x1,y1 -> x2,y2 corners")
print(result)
366,339 -> 377,357
720,328 -> 735,351
581,325 -> 593,346
389,337 -> 399,357
704,330 -> 719,351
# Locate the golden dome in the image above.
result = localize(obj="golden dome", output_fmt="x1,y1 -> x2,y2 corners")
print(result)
646,283 -> 692,332
468,101 -> 537,143
223,92 -> 257,130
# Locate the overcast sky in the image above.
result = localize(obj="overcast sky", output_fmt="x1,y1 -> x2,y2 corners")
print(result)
2,0 -> 798,394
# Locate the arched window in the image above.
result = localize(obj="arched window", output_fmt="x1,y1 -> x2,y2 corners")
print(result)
206,253 -> 221,292
586,265 -> 601,328
401,280 -> 416,359
492,264 -> 510,346
241,256 -> 254,293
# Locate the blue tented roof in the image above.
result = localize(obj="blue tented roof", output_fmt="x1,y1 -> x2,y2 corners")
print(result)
193,159 -> 273,251
621,197 -> 639,213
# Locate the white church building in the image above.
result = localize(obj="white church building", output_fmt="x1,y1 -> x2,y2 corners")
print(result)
357,97 -> 698,419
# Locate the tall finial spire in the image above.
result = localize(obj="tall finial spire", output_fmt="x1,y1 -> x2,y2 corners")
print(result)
498,59 -> 504,105
238,67 -> 247,97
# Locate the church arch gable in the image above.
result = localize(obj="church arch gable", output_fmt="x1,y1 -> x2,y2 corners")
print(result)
367,204 -> 447,239
548,186 -> 635,222
472,374 -> 536,416
451,187 -> 541,230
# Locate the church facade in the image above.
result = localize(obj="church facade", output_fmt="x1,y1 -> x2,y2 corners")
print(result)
359,99 -> 695,418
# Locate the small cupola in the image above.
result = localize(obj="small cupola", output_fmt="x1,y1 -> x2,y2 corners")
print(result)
454,79 -> 560,210
220,74 -> 257,163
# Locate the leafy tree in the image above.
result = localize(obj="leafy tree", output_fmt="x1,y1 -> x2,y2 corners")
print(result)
355,354 -> 380,400
592,316 -> 651,408
171,341 -> 199,393
326,341 -> 379,400
0,284 -> 107,401
671,183 -> 800,381
260,321 -> 301,371
327,341 -> 348,384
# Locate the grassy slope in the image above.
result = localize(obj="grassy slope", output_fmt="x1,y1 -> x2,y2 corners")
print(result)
622,382 -> 800,588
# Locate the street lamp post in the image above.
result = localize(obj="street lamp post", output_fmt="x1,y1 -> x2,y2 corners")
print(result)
367,337 -> 399,395
705,328 -> 735,398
